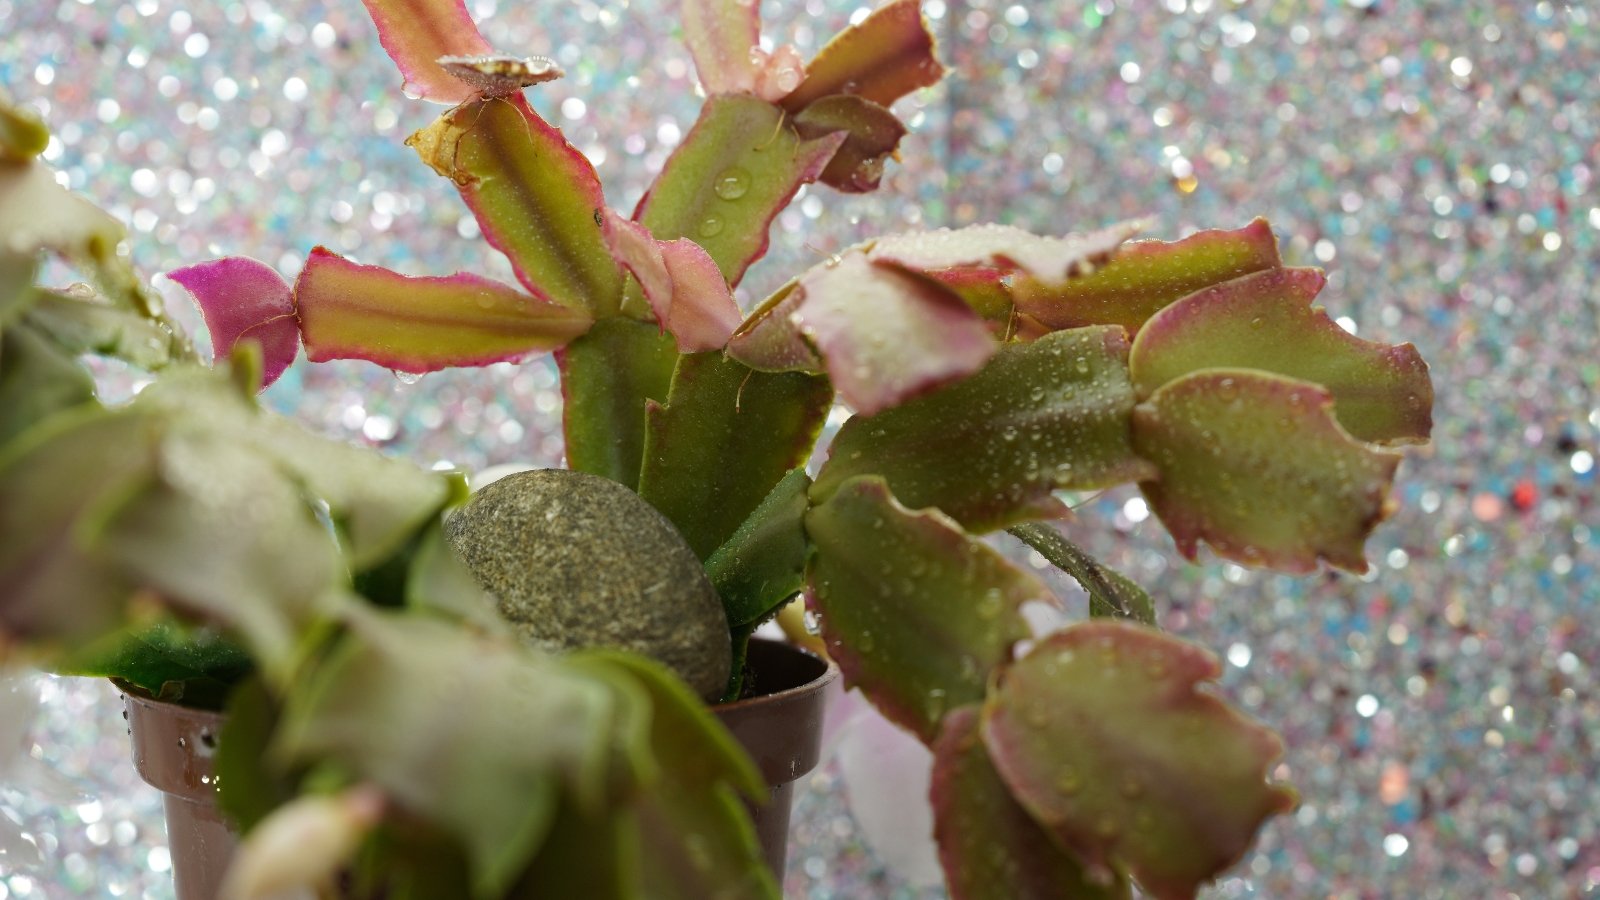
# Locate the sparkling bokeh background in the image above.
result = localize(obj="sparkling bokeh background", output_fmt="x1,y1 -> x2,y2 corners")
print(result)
2,0 -> 1597,897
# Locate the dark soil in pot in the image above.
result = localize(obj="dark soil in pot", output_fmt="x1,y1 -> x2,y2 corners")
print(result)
122,637 -> 838,899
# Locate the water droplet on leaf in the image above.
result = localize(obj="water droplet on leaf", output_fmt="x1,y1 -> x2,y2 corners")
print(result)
713,167 -> 751,200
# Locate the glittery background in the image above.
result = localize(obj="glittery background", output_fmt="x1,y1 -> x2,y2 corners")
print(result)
2,0 -> 1597,897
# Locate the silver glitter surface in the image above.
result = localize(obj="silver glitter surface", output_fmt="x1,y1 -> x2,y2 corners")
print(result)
1,1 -> 1597,897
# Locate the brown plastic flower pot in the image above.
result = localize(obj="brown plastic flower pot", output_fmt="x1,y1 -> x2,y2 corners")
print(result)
123,637 -> 837,898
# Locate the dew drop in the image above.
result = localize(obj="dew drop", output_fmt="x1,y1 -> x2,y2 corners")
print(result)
1056,768 -> 1081,794
976,588 -> 1003,620
713,167 -> 751,200
699,215 -> 726,237
803,609 -> 823,634
394,370 -> 423,385
774,66 -> 803,93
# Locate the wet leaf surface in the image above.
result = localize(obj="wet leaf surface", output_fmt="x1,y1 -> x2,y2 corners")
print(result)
1131,368 -> 1403,573
409,95 -> 622,314
805,476 -> 1043,741
982,622 -> 1296,900
294,247 -> 592,374
1013,220 -> 1282,336
1129,267 -> 1432,445
931,706 -> 1130,900
814,327 -> 1157,531
638,353 -> 830,560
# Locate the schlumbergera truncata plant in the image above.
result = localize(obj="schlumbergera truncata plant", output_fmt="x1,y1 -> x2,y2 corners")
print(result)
0,0 -> 1434,897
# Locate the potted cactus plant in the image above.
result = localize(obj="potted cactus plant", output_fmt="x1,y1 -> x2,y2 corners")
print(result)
0,0 -> 1435,897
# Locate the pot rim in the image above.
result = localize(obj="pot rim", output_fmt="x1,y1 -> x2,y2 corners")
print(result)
714,636 -> 839,711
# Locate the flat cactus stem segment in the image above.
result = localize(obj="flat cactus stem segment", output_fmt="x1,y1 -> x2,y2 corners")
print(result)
981,622 -> 1297,900
168,257 -> 300,387
681,0 -> 763,95
780,0 -> 943,111
359,0 -> 494,104
294,248 -> 593,374
637,353 -> 831,561
272,610 -> 620,899
1013,219 -> 1283,335
408,95 -> 623,315
633,95 -> 846,288
930,707 -> 1131,900
1131,368 -> 1403,574
1129,267 -> 1434,446
813,327 -> 1157,533
804,476 -> 1043,743
556,317 -> 679,491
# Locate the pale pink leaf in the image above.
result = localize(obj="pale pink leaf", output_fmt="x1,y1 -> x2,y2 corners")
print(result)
600,210 -> 741,353
681,0 -> 762,95
794,254 -> 997,416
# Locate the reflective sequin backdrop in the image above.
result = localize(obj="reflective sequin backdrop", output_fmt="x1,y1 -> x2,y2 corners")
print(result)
2,0 -> 1596,896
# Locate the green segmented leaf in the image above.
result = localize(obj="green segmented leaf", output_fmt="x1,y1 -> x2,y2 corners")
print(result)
1129,267 -> 1433,446
513,793 -> 640,899
275,610 -> 619,900
1131,368 -> 1402,574
295,247 -> 593,374
592,652 -> 776,900
0,160 -> 155,313
637,352 -> 831,560
704,468 -> 813,628
634,95 -> 846,288
982,622 -> 1296,900
25,286 -> 187,370
556,317 -> 679,491
780,0 -> 943,111
0,405 -> 159,652
791,94 -> 908,193
805,476 -> 1044,742
408,95 -> 623,314
1007,523 -> 1156,626
1012,219 -> 1282,336
163,386 -> 456,573
931,707 -> 1130,900
87,431 -> 348,679
0,320 -> 96,448
358,0 -> 494,104
813,327 -> 1157,532
0,252 -> 37,325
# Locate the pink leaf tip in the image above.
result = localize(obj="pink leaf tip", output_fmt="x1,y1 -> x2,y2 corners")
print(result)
167,257 -> 299,389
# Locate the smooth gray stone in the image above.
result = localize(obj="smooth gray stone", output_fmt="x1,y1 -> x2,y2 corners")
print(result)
445,468 -> 731,700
